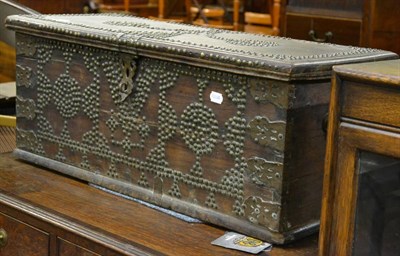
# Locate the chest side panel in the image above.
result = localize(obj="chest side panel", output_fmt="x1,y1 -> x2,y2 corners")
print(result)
15,34 -> 294,243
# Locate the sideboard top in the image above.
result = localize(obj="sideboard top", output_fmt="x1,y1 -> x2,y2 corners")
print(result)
334,59 -> 400,86
6,14 -> 398,81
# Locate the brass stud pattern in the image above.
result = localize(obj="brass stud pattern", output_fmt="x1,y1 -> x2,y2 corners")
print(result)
108,58 -> 153,156
81,155 -> 91,170
17,33 -> 288,227
158,70 -> 178,143
106,112 -> 119,135
205,192 -> 218,209
16,128 -> 38,151
55,146 -> 66,163
224,116 -> 246,158
55,120 -> 71,162
16,96 -> 36,120
107,160 -> 119,178
246,157 -> 283,192
205,30 -> 279,48
249,79 -> 289,109
37,116 -> 54,136
82,129 -> 110,155
82,52 -> 101,122
168,179 -> 181,198
233,199 -> 245,216
16,34 -> 36,56
180,102 -> 218,156
16,65 -> 33,88
7,14 -> 380,73
36,72 -> 52,110
53,73 -> 81,119
248,116 -> 286,151
243,196 -> 280,232
138,172 -> 150,188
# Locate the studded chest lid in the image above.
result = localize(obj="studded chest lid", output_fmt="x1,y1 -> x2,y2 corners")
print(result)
6,13 -> 397,81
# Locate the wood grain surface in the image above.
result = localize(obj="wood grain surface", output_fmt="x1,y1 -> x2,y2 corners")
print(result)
319,59 -> 400,256
0,153 -> 318,255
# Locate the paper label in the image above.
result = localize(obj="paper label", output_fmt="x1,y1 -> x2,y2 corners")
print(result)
210,91 -> 223,104
211,232 -> 272,254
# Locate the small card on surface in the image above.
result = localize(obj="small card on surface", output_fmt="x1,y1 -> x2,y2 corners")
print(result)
210,91 -> 223,104
211,232 -> 272,254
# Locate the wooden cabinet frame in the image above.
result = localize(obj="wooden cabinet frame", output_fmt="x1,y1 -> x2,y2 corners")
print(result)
321,123 -> 400,255
319,60 -> 400,256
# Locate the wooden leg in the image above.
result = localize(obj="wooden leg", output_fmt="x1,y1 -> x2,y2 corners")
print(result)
192,0 -> 209,24
233,0 -> 240,31
272,0 -> 281,35
158,0 -> 165,19
184,0 -> 192,22
124,0 -> 129,12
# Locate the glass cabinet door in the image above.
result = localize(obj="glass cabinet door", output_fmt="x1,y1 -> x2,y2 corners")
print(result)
353,151 -> 400,256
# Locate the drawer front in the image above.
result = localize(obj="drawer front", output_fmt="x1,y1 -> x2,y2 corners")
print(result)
58,238 -> 100,256
285,14 -> 361,46
341,81 -> 400,128
0,212 -> 50,255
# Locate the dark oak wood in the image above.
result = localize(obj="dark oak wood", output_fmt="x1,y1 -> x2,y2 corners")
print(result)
0,153 -> 318,255
15,0 -> 85,13
362,0 -> 400,55
0,211 -> 50,255
58,238 -> 101,256
342,80 -> 400,127
281,0 -> 400,55
283,14 -> 361,46
319,59 -> 400,256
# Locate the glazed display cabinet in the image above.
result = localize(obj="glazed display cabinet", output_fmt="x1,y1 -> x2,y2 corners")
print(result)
319,59 -> 400,256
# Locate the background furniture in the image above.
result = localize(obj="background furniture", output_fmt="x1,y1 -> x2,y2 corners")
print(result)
280,0 -> 400,55
85,0 -> 187,21
188,0 -> 227,28
84,0 -> 159,17
0,115 -> 16,153
156,0 -> 187,21
0,153 -> 318,255
14,0 -> 84,13
244,0 -> 280,35
319,59 -> 400,256
0,82 -> 15,115
0,0 -> 38,83
0,0 -> 35,152
185,0 -> 238,30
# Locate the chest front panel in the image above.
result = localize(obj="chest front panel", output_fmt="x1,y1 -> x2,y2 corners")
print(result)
16,34 -> 293,241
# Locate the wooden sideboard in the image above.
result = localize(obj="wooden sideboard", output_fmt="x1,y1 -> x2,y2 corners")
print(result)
280,0 -> 400,55
0,153 -> 318,255
319,59 -> 400,256
15,0 -> 85,14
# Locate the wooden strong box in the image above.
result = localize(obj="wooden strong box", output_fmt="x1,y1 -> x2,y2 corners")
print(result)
6,14 -> 397,244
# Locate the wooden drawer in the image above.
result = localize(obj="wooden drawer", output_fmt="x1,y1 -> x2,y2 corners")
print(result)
341,81 -> 400,128
0,212 -> 50,255
58,238 -> 100,256
285,14 -> 361,46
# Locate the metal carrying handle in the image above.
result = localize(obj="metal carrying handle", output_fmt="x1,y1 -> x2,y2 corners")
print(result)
0,228 -> 8,248
309,30 -> 333,43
